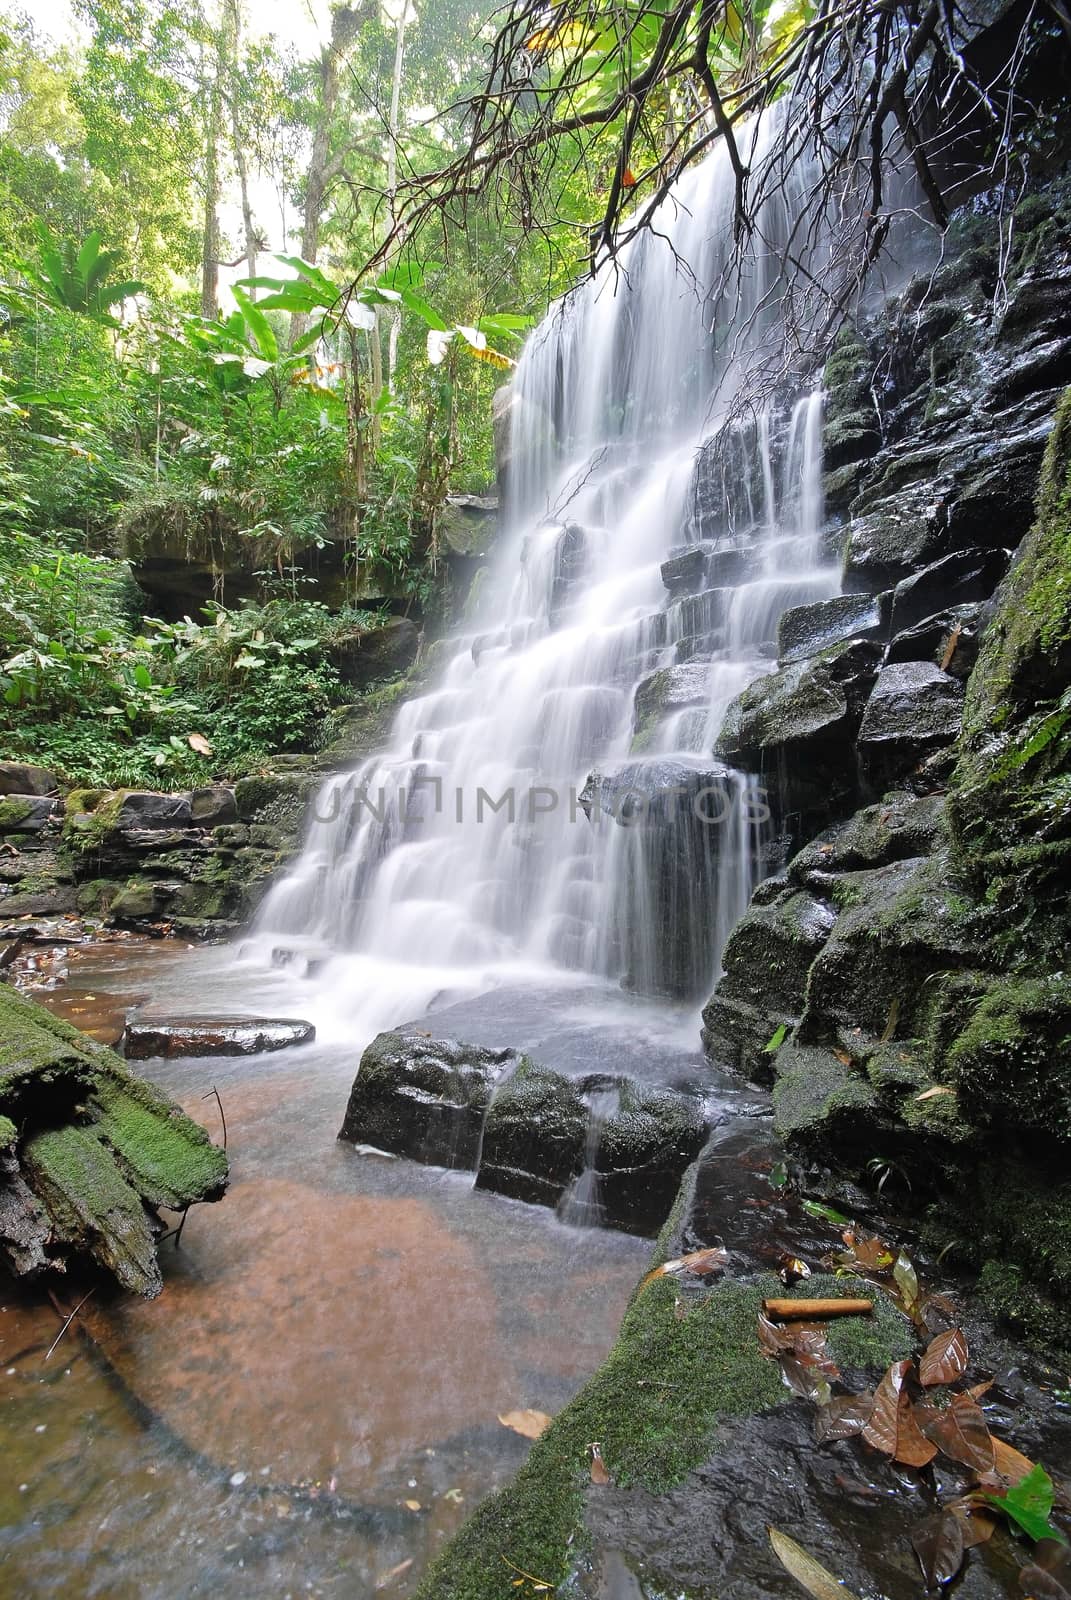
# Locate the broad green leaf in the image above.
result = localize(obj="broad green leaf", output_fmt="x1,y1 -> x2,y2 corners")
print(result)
231,285 -> 278,361
983,1464 -> 1066,1545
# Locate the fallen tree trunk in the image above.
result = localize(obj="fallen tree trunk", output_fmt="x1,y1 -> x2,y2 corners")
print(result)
0,980 -> 228,1296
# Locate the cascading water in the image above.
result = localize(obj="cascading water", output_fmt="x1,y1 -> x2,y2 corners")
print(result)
251,106 -> 837,1041
557,1084 -> 622,1229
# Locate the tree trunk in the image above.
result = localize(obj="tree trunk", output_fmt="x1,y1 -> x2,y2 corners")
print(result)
200,28 -> 223,319
291,4 -> 370,345
385,3 -> 408,391
227,1 -> 257,289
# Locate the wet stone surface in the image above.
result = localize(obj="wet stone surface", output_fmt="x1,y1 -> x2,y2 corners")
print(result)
122,1015 -> 316,1058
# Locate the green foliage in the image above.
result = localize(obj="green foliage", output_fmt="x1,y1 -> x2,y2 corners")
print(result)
983,1464 -> 1066,1545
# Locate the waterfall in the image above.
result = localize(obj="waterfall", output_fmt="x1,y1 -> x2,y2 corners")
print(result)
251,107 -> 837,1041
557,1085 -> 621,1229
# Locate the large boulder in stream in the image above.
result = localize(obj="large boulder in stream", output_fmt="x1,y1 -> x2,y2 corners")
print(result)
0,981 -> 228,1295
341,1033 -> 708,1233
338,1030 -> 522,1168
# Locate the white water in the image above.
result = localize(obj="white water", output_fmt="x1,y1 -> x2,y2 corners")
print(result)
248,109 -> 837,1044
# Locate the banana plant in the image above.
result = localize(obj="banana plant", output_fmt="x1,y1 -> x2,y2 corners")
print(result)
23,228 -> 144,325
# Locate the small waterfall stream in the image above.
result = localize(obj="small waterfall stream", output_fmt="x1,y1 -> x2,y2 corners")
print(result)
252,108 -> 836,1039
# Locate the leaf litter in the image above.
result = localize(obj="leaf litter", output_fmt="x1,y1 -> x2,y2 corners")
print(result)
752,1224 -> 1069,1591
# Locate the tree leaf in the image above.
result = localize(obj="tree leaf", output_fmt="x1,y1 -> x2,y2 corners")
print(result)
814,1392 -> 874,1443
911,1511 -> 965,1587
764,1023 -> 788,1053
187,732 -> 213,756
991,1436 -> 1036,1485
644,1246 -> 729,1288
862,1359 -> 910,1455
589,1443 -> 611,1484
768,1528 -> 862,1600
895,1394 -> 939,1468
498,1409 -> 552,1440
918,1394 -> 995,1473
780,1356 -> 832,1405
893,1252 -> 920,1309
983,1462 -> 1064,1544
919,1327 -> 969,1387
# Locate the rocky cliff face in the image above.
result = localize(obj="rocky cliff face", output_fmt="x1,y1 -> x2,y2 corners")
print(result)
701,174 -> 1071,1341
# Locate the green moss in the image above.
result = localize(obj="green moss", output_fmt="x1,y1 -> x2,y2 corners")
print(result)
22,1121 -> 162,1295
92,1076 -> 227,1207
772,1044 -> 879,1144
0,1113 -> 16,1148
946,974 -> 1071,1138
416,1273 -> 910,1600
0,797 -> 33,830
976,1260 -> 1070,1353
0,981 -> 227,1293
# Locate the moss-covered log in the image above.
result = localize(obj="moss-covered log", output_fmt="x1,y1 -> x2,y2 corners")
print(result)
0,981 -> 228,1296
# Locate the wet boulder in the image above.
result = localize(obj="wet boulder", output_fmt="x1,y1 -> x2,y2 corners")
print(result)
857,662 -> 964,785
771,1042 -> 882,1152
660,545 -> 709,595
885,604 -> 981,679
593,1082 -> 709,1233
0,795 -> 59,834
672,586 -> 731,652
0,763 -> 57,797
889,547 -> 1010,635
777,591 -> 891,666
579,758 -> 750,997
339,1030 -> 521,1169
123,1016 -> 315,1059
475,1062 -> 587,1206
439,494 -> 498,560
701,888 -> 837,1082
716,638 -> 882,830
632,662 -> 711,748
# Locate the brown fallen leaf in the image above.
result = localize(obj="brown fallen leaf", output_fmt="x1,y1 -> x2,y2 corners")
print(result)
880,997 -> 900,1043
917,1393 -> 994,1474
920,1327 -> 969,1387
498,1409 -> 552,1441
948,1500 -> 998,1550
915,1085 -> 955,1102
375,1559 -> 414,1590
841,1230 -> 895,1271
834,1049 -> 853,1067
780,1355 -> 833,1405
187,731 -> 213,756
589,1443 -> 611,1485
1019,1537 -> 1071,1599
815,1392 -> 874,1444
895,1392 -> 939,1468
911,1510 -> 965,1588
768,1527 -> 862,1600
991,1436 -> 1036,1485
863,1360 -> 911,1456
940,623 -> 963,673
643,1246 -> 729,1287
403,1498 -> 421,1511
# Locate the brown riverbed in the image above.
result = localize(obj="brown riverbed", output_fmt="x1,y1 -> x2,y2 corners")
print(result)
1,943 -> 651,1598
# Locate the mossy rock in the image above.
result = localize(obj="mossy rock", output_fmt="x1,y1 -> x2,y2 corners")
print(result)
946,973 -> 1071,1139
415,1271 -> 911,1600
475,1063 -> 587,1206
